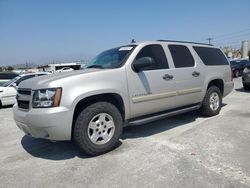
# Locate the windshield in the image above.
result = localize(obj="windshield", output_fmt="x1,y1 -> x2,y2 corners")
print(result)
86,45 -> 136,69
1,76 -> 21,87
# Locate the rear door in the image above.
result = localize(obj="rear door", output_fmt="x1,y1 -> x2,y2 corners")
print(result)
168,44 -> 205,107
126,44 -> 177,118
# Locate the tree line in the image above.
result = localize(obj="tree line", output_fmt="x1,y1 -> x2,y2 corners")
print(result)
0,66 -> 14,72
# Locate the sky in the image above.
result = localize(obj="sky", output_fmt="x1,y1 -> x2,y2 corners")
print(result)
0,0 -> 250,65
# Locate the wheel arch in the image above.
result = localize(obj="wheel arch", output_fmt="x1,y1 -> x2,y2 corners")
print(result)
71,92 -> 126,139
206,79 -> 224,95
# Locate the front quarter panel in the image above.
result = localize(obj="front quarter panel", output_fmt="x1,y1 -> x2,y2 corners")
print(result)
49,68 -> 130,122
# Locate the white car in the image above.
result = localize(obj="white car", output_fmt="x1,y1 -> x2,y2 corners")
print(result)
0,72 -> 49,107
0,72 -> 19,86
55,67 -> 74,73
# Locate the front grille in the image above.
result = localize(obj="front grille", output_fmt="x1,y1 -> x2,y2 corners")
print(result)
17,88 -> 31,110
18,89 -> 31,95
17,100 -> 30,109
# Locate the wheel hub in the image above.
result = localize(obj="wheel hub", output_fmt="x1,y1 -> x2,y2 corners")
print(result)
209,92 -> 220,111
87,113 -> 115,145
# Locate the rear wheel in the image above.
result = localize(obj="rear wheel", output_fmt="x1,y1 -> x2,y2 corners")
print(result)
243,83 -> 250,90
73,102 -> 123,156
234,70 -> 240,77
200,86 -> 222,117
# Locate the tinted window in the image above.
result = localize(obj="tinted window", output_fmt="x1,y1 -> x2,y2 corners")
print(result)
193,46 -> 229,66
169,45 -> 194,68
15,75 -> 35,86
135,44 -> 169,70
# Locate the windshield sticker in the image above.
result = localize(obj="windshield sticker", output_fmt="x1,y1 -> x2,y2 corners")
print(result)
119,47 -> 133,51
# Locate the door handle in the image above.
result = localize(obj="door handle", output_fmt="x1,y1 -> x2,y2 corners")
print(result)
163,74 -> 173,80
192,71 -> 200,77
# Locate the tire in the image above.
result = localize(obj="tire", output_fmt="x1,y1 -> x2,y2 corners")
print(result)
73,102 -> 123,156
234,70 -> 240,77
200,86 -> 222,117
243,83 -> 250,90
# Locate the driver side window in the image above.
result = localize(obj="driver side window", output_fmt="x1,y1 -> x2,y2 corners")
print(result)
135,44 -> 169,71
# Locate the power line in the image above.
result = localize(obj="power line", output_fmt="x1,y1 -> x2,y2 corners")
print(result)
196,27 -> 250,43
213,28 -> 250,39
213,32 -> 250,43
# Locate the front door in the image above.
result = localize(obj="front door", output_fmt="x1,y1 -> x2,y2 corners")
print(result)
126,44 -> 176,118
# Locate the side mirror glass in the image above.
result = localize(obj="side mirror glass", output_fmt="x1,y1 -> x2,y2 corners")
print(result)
132,57 -> 155,72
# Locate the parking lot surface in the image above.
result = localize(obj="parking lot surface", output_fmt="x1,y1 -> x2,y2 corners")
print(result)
0,78 -> 249,188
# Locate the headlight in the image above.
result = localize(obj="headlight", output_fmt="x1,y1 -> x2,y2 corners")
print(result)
32,88 -> 62,108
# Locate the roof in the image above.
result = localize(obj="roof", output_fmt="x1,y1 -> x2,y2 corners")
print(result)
130,40 -> 213,47
157,40 -> 213,46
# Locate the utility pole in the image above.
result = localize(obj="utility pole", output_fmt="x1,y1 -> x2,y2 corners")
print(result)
206,38 -> 213,45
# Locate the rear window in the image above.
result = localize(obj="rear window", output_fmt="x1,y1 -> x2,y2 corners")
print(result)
193,46 -> 229,66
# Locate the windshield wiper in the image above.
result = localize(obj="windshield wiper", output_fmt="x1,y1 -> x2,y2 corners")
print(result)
86,65 -> 104,69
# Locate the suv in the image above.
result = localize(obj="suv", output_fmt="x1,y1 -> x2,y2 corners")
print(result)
230,59 -> 250,77
13,41 -> 234,155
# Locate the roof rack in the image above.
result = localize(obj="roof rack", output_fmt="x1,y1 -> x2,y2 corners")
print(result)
157,40 -> 213,46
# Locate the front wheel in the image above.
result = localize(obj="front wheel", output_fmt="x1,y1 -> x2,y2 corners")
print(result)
200,86 -> 222,117
73,102 -> 123,156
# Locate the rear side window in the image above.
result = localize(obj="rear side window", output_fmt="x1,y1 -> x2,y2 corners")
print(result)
169,45 -> 195,68
135,44 -> 169,70
193,46 -> 229,66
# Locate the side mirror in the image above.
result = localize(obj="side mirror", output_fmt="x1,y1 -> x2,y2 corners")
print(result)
11,83 -> 16,88
132,57 -> 155,72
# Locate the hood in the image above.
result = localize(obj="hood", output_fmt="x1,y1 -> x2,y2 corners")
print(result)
18,69 -> 103,89
0,86 -> 7,92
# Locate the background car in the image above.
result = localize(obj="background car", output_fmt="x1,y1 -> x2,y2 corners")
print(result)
230,59 -> 250,77
0,72 -> 50,107
55,67 -> 74,73
242,66 -> 250,90
0,72 -> 19,86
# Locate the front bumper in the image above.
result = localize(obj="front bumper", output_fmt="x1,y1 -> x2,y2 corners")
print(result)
13,104 -> 73,141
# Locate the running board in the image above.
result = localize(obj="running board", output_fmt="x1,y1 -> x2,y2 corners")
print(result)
128,105 -> 200,126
